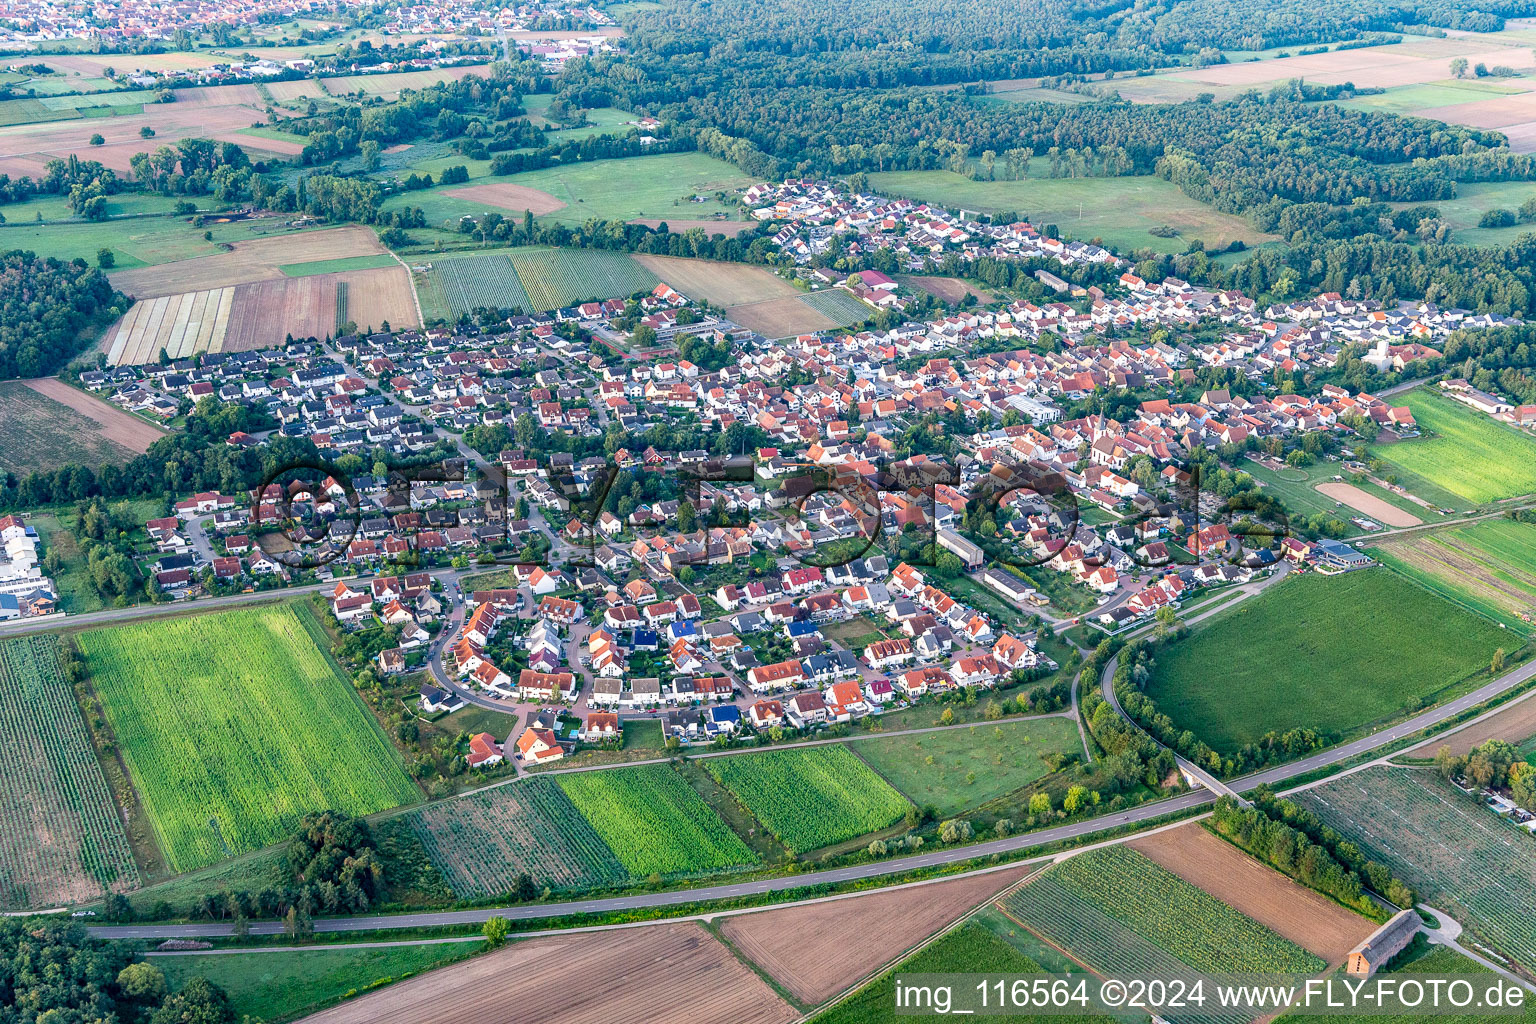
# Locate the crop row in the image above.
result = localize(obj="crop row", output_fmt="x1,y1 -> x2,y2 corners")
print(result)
0,635 -> 137,910
78,607 -> 419,872
1297,768 -> 1536,972
555,764 -> 756,878
704,745 -> 911,854
433,253 -> 532,316
409,776 -> 627,897
1046,847 -> 1324,975
510,249 -> 658,313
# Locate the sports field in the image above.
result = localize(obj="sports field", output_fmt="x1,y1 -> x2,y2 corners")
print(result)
851,718 -> 1080,815
1369,388 -> 1536,505
704,745 -> 911,854
1368,518 -> 1536,635
77,606 -> 420,872
868,169 -> 1277,253
1142,569 -> 1508,752
1297,766 -> 1536,974
0,635 -> 137,910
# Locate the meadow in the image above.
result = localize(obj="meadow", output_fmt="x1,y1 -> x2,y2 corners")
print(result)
77,606 -> 421,872
1368,518 -> 1536,635
851,718 -> 1080,815
704,745 -> 911,854
0,209 -> 324,271
1397,180 -> 1536,247
157,942 -> 479,1022
382,151 -> 754,233
1297,767 -> 1536,974
407,776 -> 629,897
555,764 -> 758,878
0,634 -> 137,910
1369,388 -> 1536,504
1143,569 -> 1509,753
868,167 -> 1276,253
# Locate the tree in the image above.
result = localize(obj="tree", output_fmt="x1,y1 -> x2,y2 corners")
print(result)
98,247 -> 115,268
1492,647 -> 1506,674
1063,784 -> 1089,813
117,960 -> 168,1003
484,915 -> 511,946
150,975 -> 235,1024
676,500 -> 697,533
938,818 -> 973,843
1028,791 -> 1052,814
1433,744 -> 1465,781
1153,604 -> 1177,638
89,133 -> 105,146
1451,57 -> 1469,78
140,125 -> 156,139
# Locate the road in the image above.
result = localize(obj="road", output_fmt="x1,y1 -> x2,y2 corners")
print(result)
87,628 -> 1536,941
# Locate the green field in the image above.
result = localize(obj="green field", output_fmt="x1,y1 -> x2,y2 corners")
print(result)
1143,569 -> 1509,752
407,775 -> 628,897
279,254 -> 398,276
1370,389 -> 1536,504
704,745 -> 911,854
382,151 -> 753,232
868,168 -> 1276,253
1240,457 -> 1433,531
1369,518 -> 1536,635
1389,179 -> 1536,247
0,212 -> 328,271
508,247 -> 660,312
0,381 -> 141,475
0,635 -> 137,910
851,718 -> 1080,815
555,764 -> 757,877
157,941 -> 479,1022
422,250 -> 533,319
78,606 -> 420,872
1297,767 -> 1536,974
812,915 -> 1113,1024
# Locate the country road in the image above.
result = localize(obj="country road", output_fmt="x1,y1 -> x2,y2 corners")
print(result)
87,628 -> 1536,941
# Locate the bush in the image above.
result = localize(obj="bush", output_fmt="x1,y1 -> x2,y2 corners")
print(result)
1478,208 -> 1516,228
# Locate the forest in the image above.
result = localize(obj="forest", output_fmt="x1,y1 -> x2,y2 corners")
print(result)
0,252 -> 126,380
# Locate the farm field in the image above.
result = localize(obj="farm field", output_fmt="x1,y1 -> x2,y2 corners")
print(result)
109,226 -> 392,296
1414,692 -> 1536,757
1296,766 -> 1536,973
383,151 -> 754,232
320,64 -> 493,99
157,942 -> 480,1023
1128,824 -> 1376,964
1142,569 -> 1509,753
1368,518 -> 1536,635
299,923 -> 797,1024
439,181 -> 568,216
802,288 -> 876,326
720,865 -> 1033,1005
726,295 -> 844,338
704,745 -> 911,854
555,764 -> 757,877
630,255 -> 798,306
1369,389 -> 1536,505
868,169 -> 1278,253
421,250 -> 534,320
279,254 -> 399,277
77,606 -> 420,872
406,776 -> 627,897
0,634 -> 137,911
850,718 -> 1081,815
0,379 -> 161,474
0,210 -> 323,272
896,274 -> 995,304
508,247 -> 660,312
1281,944 -> 1536,1024
811,916 -> 1113,1024
106,266 -> 419,364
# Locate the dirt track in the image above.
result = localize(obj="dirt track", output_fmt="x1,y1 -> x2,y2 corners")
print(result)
297,923 -> 796,1024
1129,824 -> 1376,965
720,866 -> 1034,1004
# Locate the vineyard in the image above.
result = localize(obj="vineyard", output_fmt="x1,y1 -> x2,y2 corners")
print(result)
510,248 -> 659,313
1295,766 -> 1536,974
334,280 -> 349,332
431,252 -> 533,318
555,764 -> 757,877
78,606 -> 421,872
704,745 -> 911,854
997,848 -> 1321,1024
408,776 -> 628,897
802,288 -> 875,326
0,635 -> 137,910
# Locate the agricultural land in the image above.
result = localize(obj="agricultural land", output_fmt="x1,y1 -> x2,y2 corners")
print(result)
76,605 -> 420,872
1369,388 -> 1536,505
1142,569 -> 1510,752
0,378 -> 162,474
1368,518 -> 1536,634
0,634 -> 137,910
704,745 -> 912,854
1295,766 -> 1536,974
